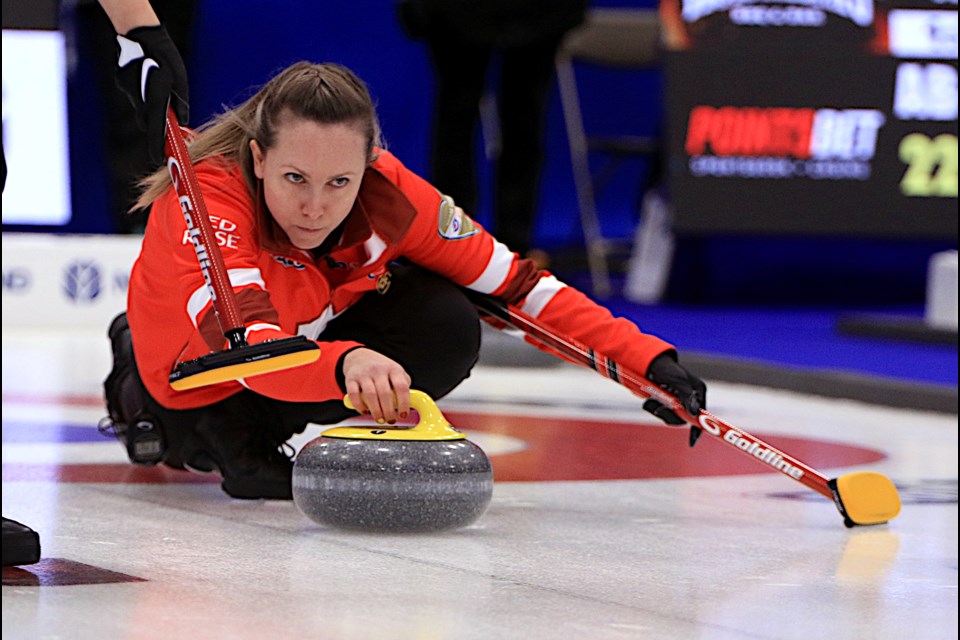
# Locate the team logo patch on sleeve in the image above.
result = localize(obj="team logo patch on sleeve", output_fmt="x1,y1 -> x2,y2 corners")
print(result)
437,195 -> 480,240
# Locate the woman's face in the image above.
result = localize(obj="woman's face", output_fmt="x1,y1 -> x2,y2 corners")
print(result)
250,116 -> 368,250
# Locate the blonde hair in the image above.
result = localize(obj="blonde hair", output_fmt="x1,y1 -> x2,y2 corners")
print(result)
137,61 -> 384,247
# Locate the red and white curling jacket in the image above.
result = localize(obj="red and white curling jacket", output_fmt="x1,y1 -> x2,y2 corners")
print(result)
128,150 -> 673,409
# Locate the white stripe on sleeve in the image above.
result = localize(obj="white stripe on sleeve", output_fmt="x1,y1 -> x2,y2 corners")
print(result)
519,275 -> 566,318
185,267 -> 267,327
466,239 -> 515,294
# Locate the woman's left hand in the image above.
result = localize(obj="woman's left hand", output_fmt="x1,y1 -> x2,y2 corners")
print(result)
341,348 -> 412,424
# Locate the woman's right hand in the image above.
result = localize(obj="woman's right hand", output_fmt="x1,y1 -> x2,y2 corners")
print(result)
342,348 -> 412,424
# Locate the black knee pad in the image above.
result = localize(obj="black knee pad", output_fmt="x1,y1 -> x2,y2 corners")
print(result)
99,313 -> 166,466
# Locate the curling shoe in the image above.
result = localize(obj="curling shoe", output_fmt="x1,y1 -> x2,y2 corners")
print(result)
219,447 -> 293,501
191,424 -> 294,500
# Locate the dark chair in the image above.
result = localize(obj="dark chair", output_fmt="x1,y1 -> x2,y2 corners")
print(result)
555,8 -> 667,299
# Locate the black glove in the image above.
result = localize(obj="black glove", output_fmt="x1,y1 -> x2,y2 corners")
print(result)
115,25 -> 189,166
643,351 -> 707,445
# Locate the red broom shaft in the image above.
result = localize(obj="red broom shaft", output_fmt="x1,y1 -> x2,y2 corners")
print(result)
163,107 -> 246,347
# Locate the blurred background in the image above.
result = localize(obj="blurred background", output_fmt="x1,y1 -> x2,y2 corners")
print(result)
2,0 -> 957,409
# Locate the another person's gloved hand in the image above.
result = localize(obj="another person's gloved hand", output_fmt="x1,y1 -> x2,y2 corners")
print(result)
643,351 -> 707,446
115,25 -> 189,165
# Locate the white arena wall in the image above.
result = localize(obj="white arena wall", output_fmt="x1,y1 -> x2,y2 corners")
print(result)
2,233 -> 141,330
2,234 -> 957,333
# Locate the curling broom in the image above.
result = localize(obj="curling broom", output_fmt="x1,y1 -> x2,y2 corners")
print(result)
467,290 -> 901,528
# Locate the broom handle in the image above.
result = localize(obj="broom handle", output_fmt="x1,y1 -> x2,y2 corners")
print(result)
164,106 -> 247,349
468,290 -> 836,501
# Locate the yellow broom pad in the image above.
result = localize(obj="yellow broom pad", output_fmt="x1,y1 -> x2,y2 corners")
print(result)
836,472 -> 901,525
170,349 -> 320,391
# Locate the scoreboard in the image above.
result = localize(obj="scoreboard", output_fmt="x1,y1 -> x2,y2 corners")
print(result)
663,0 -> 958,238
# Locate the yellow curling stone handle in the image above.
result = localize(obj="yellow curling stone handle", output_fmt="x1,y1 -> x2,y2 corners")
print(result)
322,389 -> 466,441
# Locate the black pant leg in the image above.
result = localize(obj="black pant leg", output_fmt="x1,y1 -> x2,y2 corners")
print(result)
266,265 -> 481,439
492,37 -> 563,255
320,264 -> 481,400
425,37 -> 492,213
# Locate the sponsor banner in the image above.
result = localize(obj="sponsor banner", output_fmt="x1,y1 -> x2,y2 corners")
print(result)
2,233 -> 141,329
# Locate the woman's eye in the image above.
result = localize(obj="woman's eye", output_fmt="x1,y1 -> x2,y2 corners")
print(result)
285,173 -> 305,184
331,177 -> 350,187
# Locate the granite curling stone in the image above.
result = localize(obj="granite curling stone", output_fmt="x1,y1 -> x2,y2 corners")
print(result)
293,390 -> 493,533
